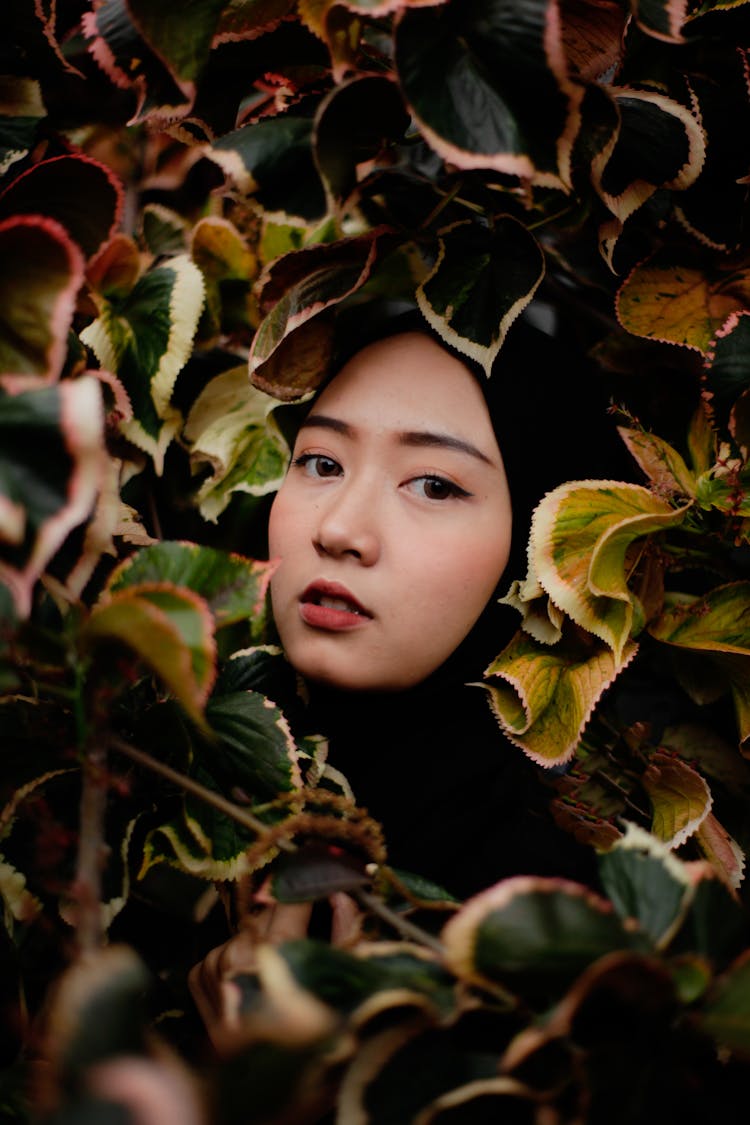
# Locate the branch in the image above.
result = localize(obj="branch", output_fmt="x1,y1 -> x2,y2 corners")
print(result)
109,734 -> 446,953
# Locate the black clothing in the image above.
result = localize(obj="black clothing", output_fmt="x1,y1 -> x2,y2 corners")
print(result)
304,671 -> 602,902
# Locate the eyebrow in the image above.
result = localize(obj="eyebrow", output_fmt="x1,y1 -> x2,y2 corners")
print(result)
300,413 -> 496,467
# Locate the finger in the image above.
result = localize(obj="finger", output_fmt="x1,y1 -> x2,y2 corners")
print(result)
329,893 -> 362,947
261,902 -> 313,944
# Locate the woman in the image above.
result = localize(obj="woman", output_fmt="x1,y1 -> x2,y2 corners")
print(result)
189,308 -> 616,1037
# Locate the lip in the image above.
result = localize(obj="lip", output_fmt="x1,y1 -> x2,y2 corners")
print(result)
298,580 -> 373,632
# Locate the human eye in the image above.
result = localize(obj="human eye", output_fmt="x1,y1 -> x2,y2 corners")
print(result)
292,452 -> 343,479
406,475 -> 472,501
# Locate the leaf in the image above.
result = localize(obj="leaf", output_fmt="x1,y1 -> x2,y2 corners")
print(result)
648,582 -> 750,751
530,479 -> 690,662
699,950 -> 750,1055
107,540 -> 274,633
598,822 -> 696,949
0,377 -> 105,618
183,365 -> 290,521
209,117 -> 327,223
0,75 -> 46,177
617,425 -> 696,497
82,584 -> 217,727
0,215 -> 85,389
269,844 -> 369,903
82,1 -> 191,125
87,234 -> 143,301
484,627 -> 637,765
313,74 -> 410,209
127,0 -> 227,84
205,690 -> 303,799
703,309 -> 750,438
80,254 -> 205,473
616,251 -> 750,354
191,217 -> 259,344
694,813 -> 745,893
630,0 -> 689,42
442,875 -> 647,990
394,0 -> 579,184
499,568 -> 564,645
416,217 -> 545,378
0,154 -> 124,262
215,0 -> 297,43
595,88 -> 705,266
249,230 -> 386,399
39,945 -> 150,1081
642,750 -> 712,848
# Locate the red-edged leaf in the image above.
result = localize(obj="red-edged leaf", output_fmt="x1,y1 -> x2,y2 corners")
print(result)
0,215 -> 85,390
0,154 -> 124,261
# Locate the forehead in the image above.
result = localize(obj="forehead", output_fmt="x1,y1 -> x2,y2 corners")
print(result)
311,331 -> 495,438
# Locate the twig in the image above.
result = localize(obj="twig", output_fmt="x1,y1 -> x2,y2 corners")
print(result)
109,735 -> 446,953
74,741 -> 108,954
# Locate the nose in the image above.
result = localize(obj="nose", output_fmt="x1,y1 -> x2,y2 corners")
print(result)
313,480 -> 380,565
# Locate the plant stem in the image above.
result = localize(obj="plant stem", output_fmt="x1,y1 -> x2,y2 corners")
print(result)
75,740 -> 108,954
109,735 -> 448,953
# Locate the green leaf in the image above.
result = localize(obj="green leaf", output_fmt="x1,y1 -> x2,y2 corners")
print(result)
530,480 -> 690,662
80,254 -> 205,472
395,0 -> 577,184
191,217 -> 259,343
598,823 -> 694,949
699,951 -> 750,1055
0,377 -> 105,618
108,540 -> 274,634
82,0 -> 191,123
702,309 -> 750,439
0,215 -> 85,387
313,74 -> 410,208
596,88 -> 705,267
205,689 -> 302,800
484,627 -> 637,765
83,584 -> 217,727
416,217 -> 545,378
209,117 -> 327,223
442,875 -> 647,989
127,0 -> 227,83
648,582 -> 750,751
183,366 -> 289,522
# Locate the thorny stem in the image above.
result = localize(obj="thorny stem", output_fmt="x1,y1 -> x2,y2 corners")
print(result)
109,736 -> 447,955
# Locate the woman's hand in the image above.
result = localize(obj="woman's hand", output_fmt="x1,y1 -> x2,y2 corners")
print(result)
188,894 -> 361,1051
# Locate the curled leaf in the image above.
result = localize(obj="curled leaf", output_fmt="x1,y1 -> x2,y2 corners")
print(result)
530,479 -> 690,662
484,627 -> 637,766
642,750 -> 712,849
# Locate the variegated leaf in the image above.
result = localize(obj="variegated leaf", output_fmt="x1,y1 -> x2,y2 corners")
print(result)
0,377 -> 105,618
642,751 -> 712,848
183,366 -> 289,521
530,480 -> 690,661
0,215 -> 85,390
484,627 -> 637,765
417,217 -> 545,378
442,875 -> 646,990
80,254 -> 205,473
0,76 -> 46,177
616,252 -> 750,354
83,583 -> 217,728
648,582 -> 750,752
107,540 -> 274,634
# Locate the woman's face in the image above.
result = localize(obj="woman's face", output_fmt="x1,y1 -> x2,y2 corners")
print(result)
267,331 -> 513,691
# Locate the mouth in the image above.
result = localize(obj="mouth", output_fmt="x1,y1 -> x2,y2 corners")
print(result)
299,581 -> 372,630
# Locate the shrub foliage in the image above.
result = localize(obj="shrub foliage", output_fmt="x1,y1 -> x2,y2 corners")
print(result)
3,0 -> 750,1121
